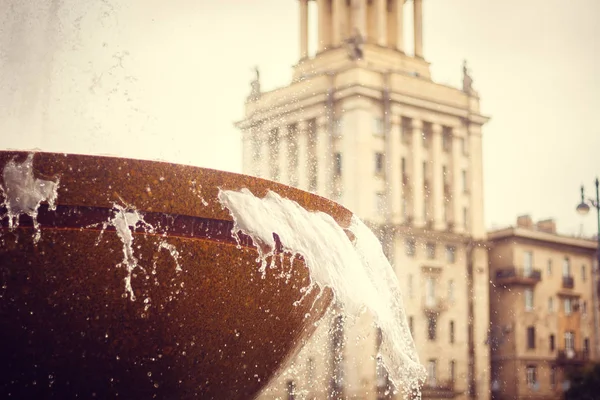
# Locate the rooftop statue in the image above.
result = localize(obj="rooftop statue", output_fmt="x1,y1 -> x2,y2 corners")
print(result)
248,65 -> 261,101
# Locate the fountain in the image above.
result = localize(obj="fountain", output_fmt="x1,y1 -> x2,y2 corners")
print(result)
0,1 -> 425,398
0,151 -> 343,399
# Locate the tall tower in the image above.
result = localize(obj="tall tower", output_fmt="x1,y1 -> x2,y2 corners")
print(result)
237,1 -> 491,399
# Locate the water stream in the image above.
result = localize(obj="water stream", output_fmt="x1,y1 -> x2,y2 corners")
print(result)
219,188 -> 426,397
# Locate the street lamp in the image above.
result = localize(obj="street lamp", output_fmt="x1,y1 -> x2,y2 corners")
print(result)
576,178 -> 600,360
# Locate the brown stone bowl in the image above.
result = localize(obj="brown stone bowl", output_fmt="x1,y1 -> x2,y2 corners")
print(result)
0,151 -> 351,400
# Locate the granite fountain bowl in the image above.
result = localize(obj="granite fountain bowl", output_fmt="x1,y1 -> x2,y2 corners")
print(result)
0,151 -> 351,400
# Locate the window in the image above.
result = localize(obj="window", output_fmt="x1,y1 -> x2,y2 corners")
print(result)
426,243 -> 436,259
409,316 -> 414,335
427,360 -> 437,386
442,130 -> 451,152
423,162 -> 428,185
460,137 -> 468,155
548,296 -> 554,312
407,274 -> 414,298
405,239 -> 416,257
449,360 -> 456,383
306,357 -> 315,385
526,366 -> 537,389
334,116 -> 343,138
550,334 -> 555,351
582,264 -> 587,281
462,170 -> 468,193
401,157 -> 407,179
583,300 -> 588,315
268,128 -> 280,181
565,331 -> 575,351
373,117 -> 384,135
449,321 -> 455,344
286,380 -> 296,400
334,152 -> 342,176
425,277 -> 435,307
463,207 -> 469,229
547,259 -> 552,276
427,315 -> 437,341
309,175 -> 317,192
375,192 -> 385,214
446,246 -> 456,263
563,257 -> 571,277
584,338 -> 590,355
527,326 -> 536,349
564,298 -> 573,315
401,118 -> 411,144
375,152 -> 384,174
252,138 -> 261,161
376,354 -> 387,389
524,251 -> 533,276
448,280 -> 455,303
525,288 -> 534,311
550,366 -> 557,388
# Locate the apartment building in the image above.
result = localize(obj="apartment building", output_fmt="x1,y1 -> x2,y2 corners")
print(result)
488,215 -> 597,400
237,0 -> 491,398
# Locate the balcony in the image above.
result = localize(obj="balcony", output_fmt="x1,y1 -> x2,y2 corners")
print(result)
421,380 -> 458,399
495,268 -> 542,286
423,298 -> 448,315
556,349 -> 589,365
562,276 -> 575,289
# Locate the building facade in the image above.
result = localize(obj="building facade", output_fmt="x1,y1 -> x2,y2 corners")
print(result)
237,0 -> 490,398
488,215 -> 598,400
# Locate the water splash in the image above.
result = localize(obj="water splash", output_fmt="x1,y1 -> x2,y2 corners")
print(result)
157,240 -> 182,272
217,188 -> 426,397
95,202 -> 181,301
0,153 -> 59,242
108,203 -> 150,301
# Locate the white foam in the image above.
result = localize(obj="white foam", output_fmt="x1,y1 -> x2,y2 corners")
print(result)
218,188 -> 426,397
0,153 -> 59,242
97,202 -> 182,301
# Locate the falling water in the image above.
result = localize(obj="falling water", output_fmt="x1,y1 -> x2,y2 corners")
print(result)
219,188 -> 427,398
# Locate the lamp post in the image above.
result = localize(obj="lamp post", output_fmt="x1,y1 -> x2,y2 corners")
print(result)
576,178 -> 600,360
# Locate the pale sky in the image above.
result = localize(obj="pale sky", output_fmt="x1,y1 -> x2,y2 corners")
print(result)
1,0 -> 599,236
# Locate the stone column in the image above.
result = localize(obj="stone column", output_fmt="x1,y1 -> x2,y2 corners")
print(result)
431,124 -> 444,230
376,0 -> 387,46
288,124 -> 300,187
451,127 -> 464,233
316,115 -> 330,197
317,0 -> 331,52
411,119 -> 424,227
332,0 -> 346,46
469,124 -> 485,239
297,120 -> 310,191
396,0 -> 404,52
299,0 -> 309,59
389,115 -> 402,222
352,0 -> 367,38
241,127 -> 251,175
386,0 -> 397,48
413,0 -> 423,58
